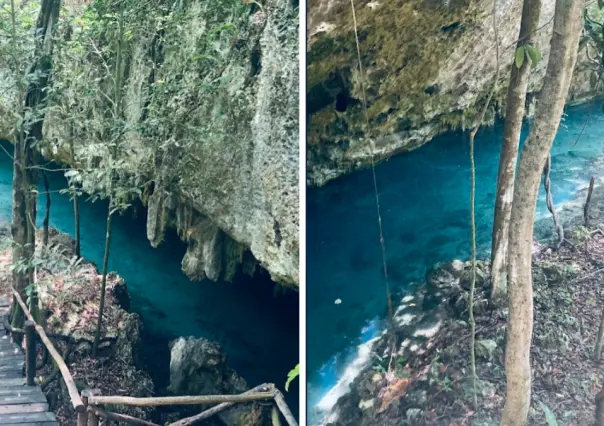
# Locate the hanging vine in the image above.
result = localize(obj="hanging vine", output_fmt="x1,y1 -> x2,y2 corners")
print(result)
349,0 -> 395,368
467,0 -> 500,408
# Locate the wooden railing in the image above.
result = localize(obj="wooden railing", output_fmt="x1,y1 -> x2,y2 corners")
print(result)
9,288 -> 298,426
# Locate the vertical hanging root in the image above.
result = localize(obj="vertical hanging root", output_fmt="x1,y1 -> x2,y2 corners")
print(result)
543,154 -> 564,249
467,0 -> 500,410
349,0 -> 396,367
585,176 -> 595,227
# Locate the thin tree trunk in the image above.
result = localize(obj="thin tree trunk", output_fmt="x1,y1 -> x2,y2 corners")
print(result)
42,171 -> 50,246
69,141 -> 81,258
92,206 -> 113,357
543,154 -> 564,249
584,176 -> 595,226
491,0 -> 542,304
9,0 -> 60,333
596,388 -> 604,426
501,0 -> 584,423
74,193 -> 81,258
594,306 -> 604,362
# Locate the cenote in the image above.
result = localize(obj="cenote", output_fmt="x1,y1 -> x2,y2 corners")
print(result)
307,102 -> 604,419
0,141 -> 299,413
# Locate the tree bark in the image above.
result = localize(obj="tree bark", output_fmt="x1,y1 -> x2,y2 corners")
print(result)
42,171 -> 50,246
596,387 -> 604,426
92,207 -> 113,357
491,0 -> 542,304
501,0 -> 584,423
543,154 -> 564,249
594,306 -> 604,362
69,141 -> 81,258
10,0 -> 59,333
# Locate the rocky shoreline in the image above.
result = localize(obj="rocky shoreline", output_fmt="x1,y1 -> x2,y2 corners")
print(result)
0,227 -> 275,425
319,176 -> 604,424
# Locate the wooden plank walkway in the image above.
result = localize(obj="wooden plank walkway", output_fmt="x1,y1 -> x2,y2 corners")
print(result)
0,297 -> 57,425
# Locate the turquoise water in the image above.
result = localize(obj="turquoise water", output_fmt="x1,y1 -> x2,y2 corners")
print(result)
307,102 -> 604,415
0,142 -> 299,411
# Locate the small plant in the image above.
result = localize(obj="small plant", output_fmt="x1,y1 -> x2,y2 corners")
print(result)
285,364 -> 299,391
540,402 -> 559,426
515,44 -> 542,68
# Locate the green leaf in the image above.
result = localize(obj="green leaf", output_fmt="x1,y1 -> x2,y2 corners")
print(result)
525,45 -> 542,68
515,46 -> 525,68
285,364 -> 299,392
540,402 -> 558,426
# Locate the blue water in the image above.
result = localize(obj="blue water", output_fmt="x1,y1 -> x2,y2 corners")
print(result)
307,102 -> 604,414
0,142 -> 299,411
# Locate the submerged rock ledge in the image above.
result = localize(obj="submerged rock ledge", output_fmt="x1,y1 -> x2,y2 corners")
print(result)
319,183 -> 604,425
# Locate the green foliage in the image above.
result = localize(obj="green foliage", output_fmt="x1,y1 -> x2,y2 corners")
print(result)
540,402 -> 559,426
285,364 -> 299,391
515,45 -> 542,69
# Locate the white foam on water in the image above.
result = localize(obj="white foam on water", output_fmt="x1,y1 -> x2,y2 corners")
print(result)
315,335 -> 380,423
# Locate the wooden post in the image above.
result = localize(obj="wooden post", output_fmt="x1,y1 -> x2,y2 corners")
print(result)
24,320 -> 35,386
78,390 -> 91,426
82,389 -> 101,426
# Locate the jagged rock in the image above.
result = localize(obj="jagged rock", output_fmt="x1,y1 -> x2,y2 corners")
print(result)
459,265 -> 488,291
447,259 -> 465,278
111,278 -> 130,310
115,313 -> 142,366
32,0 -> 299,287
426,266 -> 457,292
359,399 -> 375,410
307,0 -> 599,185
168,337 -> 268,426
168,337 -> 247,396
475,339 -> 497,360
406,408 -> 423,420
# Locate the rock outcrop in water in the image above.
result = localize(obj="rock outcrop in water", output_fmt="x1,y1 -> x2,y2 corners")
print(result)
307,0 -> 599,186
1,0 -> 299,287
168,337 -> 271,425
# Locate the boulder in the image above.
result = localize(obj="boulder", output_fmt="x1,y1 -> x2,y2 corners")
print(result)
168,337 -> 247,396
168,337 -> 268,425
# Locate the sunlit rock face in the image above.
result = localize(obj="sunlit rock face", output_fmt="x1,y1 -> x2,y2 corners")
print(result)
41,0 -> 299,286
307,0 -> 597,186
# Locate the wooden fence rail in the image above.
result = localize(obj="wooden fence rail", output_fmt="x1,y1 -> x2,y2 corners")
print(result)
8,288 -> 299,426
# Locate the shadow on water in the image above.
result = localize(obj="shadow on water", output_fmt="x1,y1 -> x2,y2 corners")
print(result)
307,102 -> 604,409
0,141 -> 299,414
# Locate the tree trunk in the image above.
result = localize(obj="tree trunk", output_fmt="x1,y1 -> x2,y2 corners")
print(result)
42,171 -> 50,246
596,387 -> 604,426
69,141 -> 81,258
92,205 -> 113,357
595,305 -> 604,362
9,0 -> 60,333
543,154 -> 564,249
74,192 -> 81,258
491,0 -> 541,304
501,0 -> 584,423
